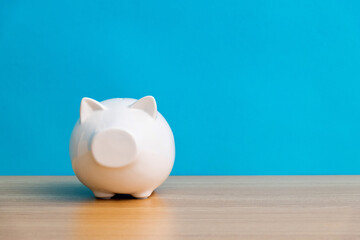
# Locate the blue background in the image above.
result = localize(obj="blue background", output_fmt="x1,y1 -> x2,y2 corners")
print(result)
1,0 -> 360,175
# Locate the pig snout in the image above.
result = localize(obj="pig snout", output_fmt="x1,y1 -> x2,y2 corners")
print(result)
91,129 -> 137,168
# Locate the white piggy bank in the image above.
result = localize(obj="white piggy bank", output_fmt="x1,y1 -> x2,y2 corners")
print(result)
69,96 -> 175,199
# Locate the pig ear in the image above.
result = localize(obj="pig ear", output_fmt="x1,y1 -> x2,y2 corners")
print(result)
130,96 -> 157,118
80,97 -> 106,123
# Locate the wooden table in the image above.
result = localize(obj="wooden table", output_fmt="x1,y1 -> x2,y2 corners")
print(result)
1,176 -> 360,239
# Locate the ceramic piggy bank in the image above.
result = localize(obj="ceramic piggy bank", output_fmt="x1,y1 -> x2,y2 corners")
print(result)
69,96 -> 175,199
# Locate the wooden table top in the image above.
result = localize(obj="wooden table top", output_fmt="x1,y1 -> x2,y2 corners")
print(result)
1,176 -> 360,239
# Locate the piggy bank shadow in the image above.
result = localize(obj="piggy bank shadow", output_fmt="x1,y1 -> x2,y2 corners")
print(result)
21,177 -> 153,202
17,179 -> 89,202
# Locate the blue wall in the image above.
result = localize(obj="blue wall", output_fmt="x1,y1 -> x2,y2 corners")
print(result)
1,0 -> 360,175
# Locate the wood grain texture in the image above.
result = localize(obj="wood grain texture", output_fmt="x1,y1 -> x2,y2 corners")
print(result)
1,176 -> 360,239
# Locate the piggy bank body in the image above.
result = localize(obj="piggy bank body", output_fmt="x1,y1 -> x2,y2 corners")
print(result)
70,96 -> 175,199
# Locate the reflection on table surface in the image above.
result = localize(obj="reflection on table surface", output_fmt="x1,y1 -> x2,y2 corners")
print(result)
71,193 -> 174,240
